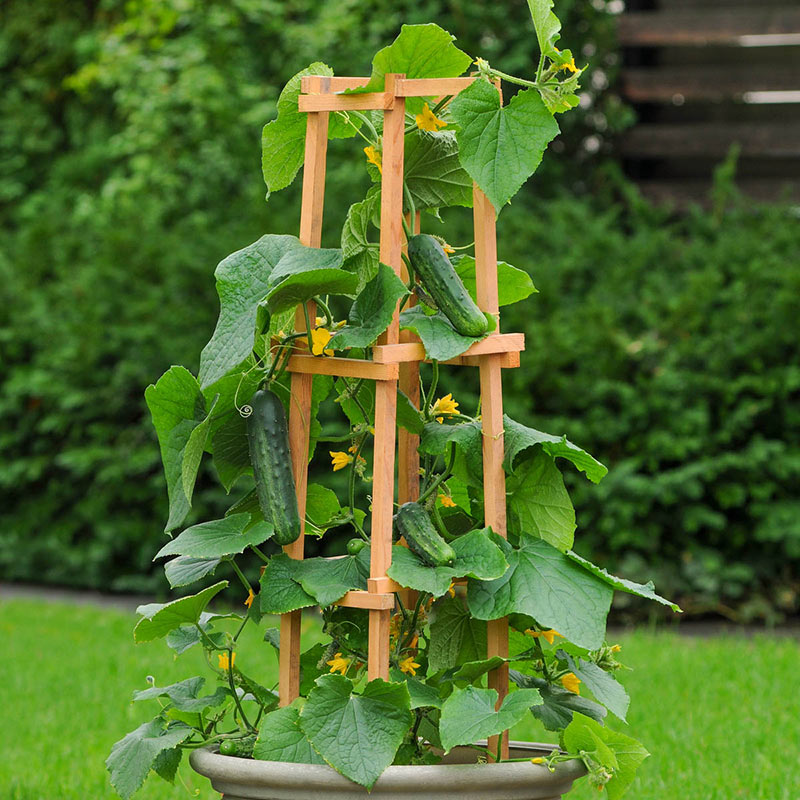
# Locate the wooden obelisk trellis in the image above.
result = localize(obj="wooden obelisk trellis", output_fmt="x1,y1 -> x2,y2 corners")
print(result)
281,73 -> 523,760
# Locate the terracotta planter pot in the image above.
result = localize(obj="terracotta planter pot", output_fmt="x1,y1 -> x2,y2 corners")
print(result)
189,740 -> 586,800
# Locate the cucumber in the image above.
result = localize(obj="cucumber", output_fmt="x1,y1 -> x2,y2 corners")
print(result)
246,388 -> 301,546
219,734 -> 256,757
407,234 -> 489,337
347,538 -> 367,555
394,502 -> 456,567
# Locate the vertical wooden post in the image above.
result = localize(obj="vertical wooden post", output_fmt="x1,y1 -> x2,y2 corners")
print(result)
474,182 -> 509,760
280,75 -> 330,706
368,73 -> 405,682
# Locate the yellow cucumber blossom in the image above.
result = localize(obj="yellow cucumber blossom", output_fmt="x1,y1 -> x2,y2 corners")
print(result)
430,393 -> 459,423
525,628 -> 563,645
415,103 -> 447,132
531,757 -> 545,764
442,241 -> 455,254
327,652 -> 351,675
447,581 -> 456,598
438,493 -> 457,508
310,327 -> 334,357
218,652 -> 236,670
329,451 -> 352,472
560,672 -> 581,694
244,588 -> 255,609
364,145 -> 382,173
398,655 -> 420,676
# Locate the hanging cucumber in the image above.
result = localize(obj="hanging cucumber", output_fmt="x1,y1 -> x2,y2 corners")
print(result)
407,234 -> 489,337
394,502 -> 456,567
219,734 -> 257,757
246,388 -> 301,546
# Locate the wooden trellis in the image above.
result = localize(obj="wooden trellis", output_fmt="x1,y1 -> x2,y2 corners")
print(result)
280,73 -> 524,760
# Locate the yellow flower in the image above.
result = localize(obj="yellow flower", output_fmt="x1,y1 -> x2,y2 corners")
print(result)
218,652 -> 236,670
310,327 -> 334,357
438,493 -> 457,508
327,652 -> 351,675
611,644 -> 622,653
330,451 -> 352,472
447,581 -> 456,598
399,655 -> 421,676
415,103 -> 447,132
525,628 -> 563,646
559,58 -> 579,74
560,672 -> 581,694
442,242 -> 455,254
244,588 -> 255,609
430,393 -> 459,423
531,757 -> 545,764
364,145 -> 382,174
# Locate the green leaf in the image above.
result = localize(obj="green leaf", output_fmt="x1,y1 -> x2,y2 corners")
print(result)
198,234 -> 301,388
134,581 -> 228,643
304,483 -> 342,536
259,554 -> 315,614
452,255 -> 537,308
261,63 -> 354,197
295,552 -> 370,607
154,515 -> 273,560
566,551 -> 682,612
419,421 -> 483,486
404,130 -> 473,210
181,392 -> 218,505
254,701 -> 326,765
151,747 -> 182,784
387,527 -> 508,597
358,24 -> 472,113
144,367 -> 207,532
396,389 -> 424,435
427,595 -> 487,674
467,536 -> 612,650
341,193 -> 381,292
264,246 -> 356,314
400,306 -> 488,361
564,715 -> 649,800
332,263 -> 408,350
106,718 -> 193,800
450,82 -> 559,213
209,412 -> 251,491
506,450 -> 576,551
449,656 -> 506,686
389,669 -> 443,709
439,686 -> 542,752
510,670 -> 607,731
503,414 -> 607,482
300,675 -> 413,789
163,556 -> 221,589
563,654 -> 629,722
526,0 -> 562,57
299,642 -> 329,696
133,677 -> 227,713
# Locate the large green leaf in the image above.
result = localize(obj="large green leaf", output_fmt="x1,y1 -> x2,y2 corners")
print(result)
503,414 -> 607,483
198,234 -> 301,388
438,686 -> 542,752
332,263 -> 407,350
144,367 -> 208,532
304,483 -> 343,536
254,702 -> 326,765
404,130 -> 473,210
259,554 -> 315,614
358,24 -> 472,113
389,669 -> 444,709
506,450 -> 576,551
107,718 -> 193,800
467,536 -> 612,650
399,306 -> 488,361
563,653 -> 629,722
181,392 -> 218,504
419,421 -> 483,486
300,675 -> 413,789
133,677 -> 228,713
134,581 -> 228,643
154,515 -> 273,560
566,551 -> 682,612
387,527 -> 508,597
450,81 -> 559,213
452,255 -> 537,308
427,595 -> 487,674
526,0 -> 562,56
341,193 -> 380,292
564,715 -> 649,800
396,389 -> 424,435
295,551 -> 370,607
209,412 -> 250,491
163,556 -> 221,589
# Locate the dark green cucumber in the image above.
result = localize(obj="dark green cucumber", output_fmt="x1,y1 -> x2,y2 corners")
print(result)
394,502 -> 456,567
219,734 -> 256,757
407,234 -> 489,337
246,388 -> 301,546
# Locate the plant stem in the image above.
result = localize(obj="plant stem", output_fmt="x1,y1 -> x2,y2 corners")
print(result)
314,296 -> 334,328
250,545 -> 270,564
302,303 -> 314,353
418,443 -> 456,505
226,655 -> 254,732
229,559 -> 252,596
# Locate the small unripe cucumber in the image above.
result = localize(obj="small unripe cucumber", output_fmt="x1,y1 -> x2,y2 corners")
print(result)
407,234 -> 489,338
219,734 -> 256,757
394,502 -> 456,567
246,389 -> 301,546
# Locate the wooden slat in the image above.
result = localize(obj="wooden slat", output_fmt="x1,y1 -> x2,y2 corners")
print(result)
395,77 -> 476,97
620,122 -> 800,158
618,9 -> 800,47
368,576 -> 405,594
299,92 -> 393,112
287,354 -> 399,381
372,333 -> 524,364
301,75 -> 369,92
621,67 -> 800,104
337,590 -> 396,610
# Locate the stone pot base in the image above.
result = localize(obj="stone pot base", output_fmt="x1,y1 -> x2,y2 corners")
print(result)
189,740 -> 586,800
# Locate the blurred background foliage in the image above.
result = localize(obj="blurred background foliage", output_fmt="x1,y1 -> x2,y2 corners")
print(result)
1,0 -> 797,622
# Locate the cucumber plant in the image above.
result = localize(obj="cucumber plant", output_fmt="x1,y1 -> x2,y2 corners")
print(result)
109,8 -> 679,800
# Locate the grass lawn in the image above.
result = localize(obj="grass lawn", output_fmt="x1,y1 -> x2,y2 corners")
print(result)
2,598 -> 798,800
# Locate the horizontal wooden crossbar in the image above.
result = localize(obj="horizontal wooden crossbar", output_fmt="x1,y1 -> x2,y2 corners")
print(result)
394,77 -> 476,96
287,354 -> 399,380
372,333 -> 525,364
298,93 -> 394,112
336,590 -> 396,610
367,576 -> 405,594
